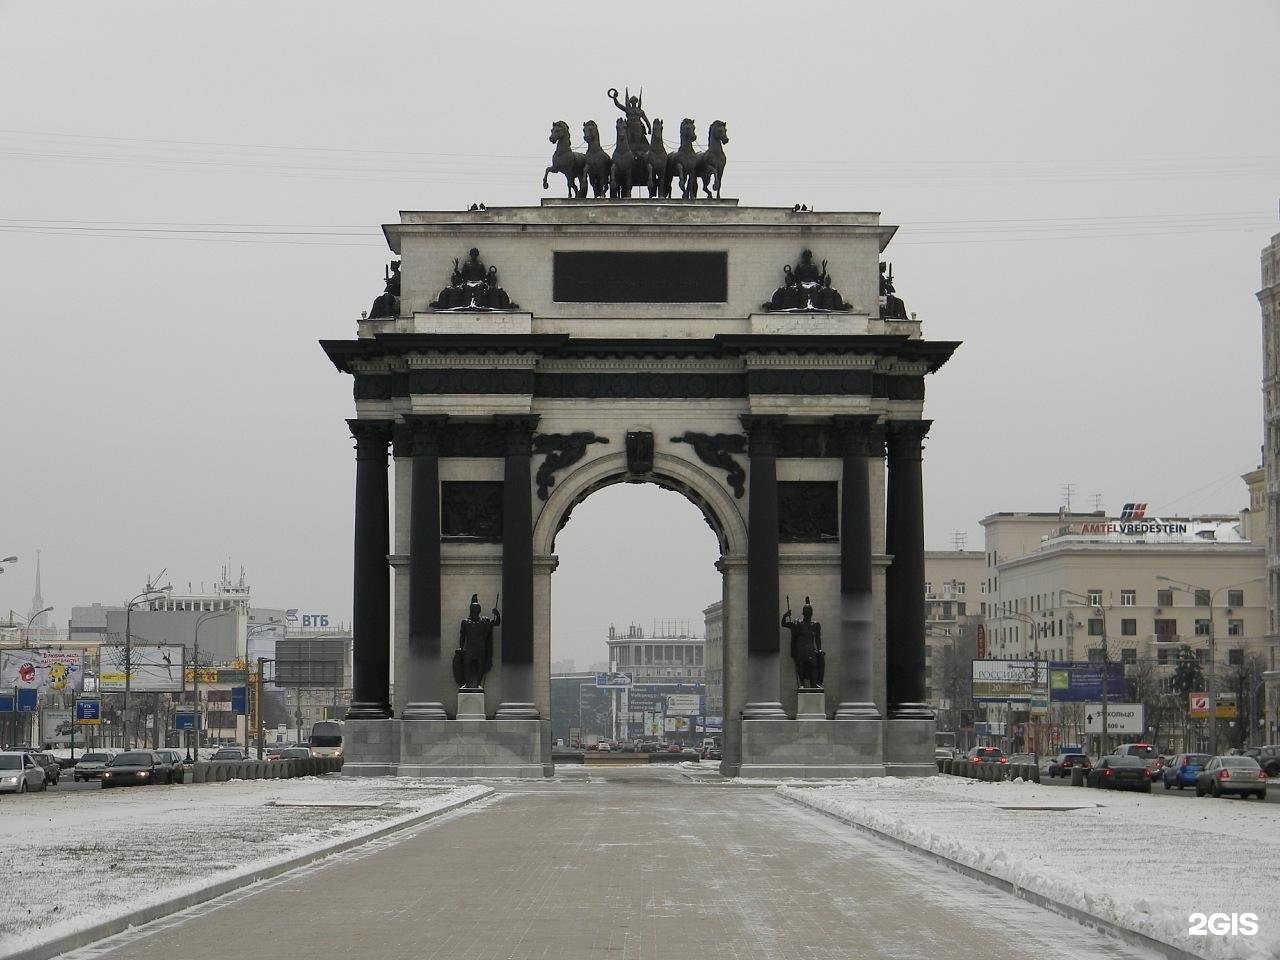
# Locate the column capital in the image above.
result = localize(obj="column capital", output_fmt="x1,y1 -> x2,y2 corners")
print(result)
740,414 -> 786,455
347,419 -> 393,460
403,414 -> 450,457
884,419 -> 932,459
832,415 -> 884,457
494,414 -> 541,455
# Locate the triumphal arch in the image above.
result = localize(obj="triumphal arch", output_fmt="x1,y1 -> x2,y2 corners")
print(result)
322,102 -> 957,778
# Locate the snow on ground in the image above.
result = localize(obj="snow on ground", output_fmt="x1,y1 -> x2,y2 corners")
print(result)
780,776 -> 1280,960
0,776 -> 487,957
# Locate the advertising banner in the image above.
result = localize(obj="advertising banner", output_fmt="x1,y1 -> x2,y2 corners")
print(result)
1048,661 -> 1126,702
175,713 -> 197,731
100,645 -> 185,692
644,715 -> 663,737
664,694 -> 703,716
75,698 -> 101,725
627,688 -> 662,714
1189,692 -> 1237,720
1083,702 -> 1145,735
971,660 -> 1048,703
0,648 -> 84,692
595,672 -> 633,689
41,708 -> 75,744
703,716 -> 723,733
184,667 -> 219,685
664,716 -> 691,733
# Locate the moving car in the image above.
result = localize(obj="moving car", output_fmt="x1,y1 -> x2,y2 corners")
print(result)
1111,742 -> 1163,776
1195,756 -> 1267,799
1161,753 -> 1211,790
1047,753 -> 1092,778
0,751 -> 47,793
1243,745 -> 1280,778
308,720 -> 344,759
280,747 -> 312,760
966,746 -> 1006,764
101,751 -> 173,788
211,747 -> 247,761
31,752 -> 61,787
73,750 -> 119,782
1086,755 -> 1152,792
153,749 -> 186,784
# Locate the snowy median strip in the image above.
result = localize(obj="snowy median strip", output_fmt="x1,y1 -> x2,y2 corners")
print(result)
0,776 -> 491,960
779,777 -> 1279,960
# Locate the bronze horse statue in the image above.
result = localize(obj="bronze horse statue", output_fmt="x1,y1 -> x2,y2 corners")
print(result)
648,118 -> 674,198
581,120 -> 611,199
609,117 -> 653,198
694,120 -> 729,199
543,121 -> 587,197
671,118 -> 701,200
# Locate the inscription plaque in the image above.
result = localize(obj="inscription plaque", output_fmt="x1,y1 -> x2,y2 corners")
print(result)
553,251 -> 728,303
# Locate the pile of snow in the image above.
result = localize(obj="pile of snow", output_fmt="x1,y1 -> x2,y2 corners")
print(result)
0,776 -> 487,957
780,777 -> 1279,960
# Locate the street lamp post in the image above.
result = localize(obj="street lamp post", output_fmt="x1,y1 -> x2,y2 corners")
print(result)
1155,575 -> 1263,757
22,606 -> 53,642
1061,590 -> 1110,756
123,584 -> 172,749
191,609 -> 231,760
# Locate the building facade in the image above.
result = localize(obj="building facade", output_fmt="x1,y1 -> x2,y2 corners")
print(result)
923,550 -> 984,733
1261,232 -> 1280,742
703,600 -> 724,720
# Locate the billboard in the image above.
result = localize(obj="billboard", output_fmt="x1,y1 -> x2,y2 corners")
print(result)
0,648 -> 84,692
1189,692 -> 1237,720
971,660 -> 1048,703
75,698 -> 101,725
41,708 -> 75,744
99,645 -> 185,692
664,694 -> 703,716
627,688 -> 662,714
664,716 -> 691,733
1083,702 -> 1145,735
275,639 -> 346,686
1048,661 -> 1126,702
644,715 -> 663,736
595,672 -> 632,689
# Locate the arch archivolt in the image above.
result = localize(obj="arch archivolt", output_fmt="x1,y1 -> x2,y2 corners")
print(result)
532,448 -> 748,558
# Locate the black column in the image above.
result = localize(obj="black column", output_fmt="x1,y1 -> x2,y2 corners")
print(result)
496,414 -> 540,719
885,419 -> 933,719
741,414 -> 786,719
833,415 -> 883,719
347,418 -> 394,720
403,415 -> 448,720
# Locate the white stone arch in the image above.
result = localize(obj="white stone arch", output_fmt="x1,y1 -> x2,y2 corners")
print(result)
532,449 -> 748,559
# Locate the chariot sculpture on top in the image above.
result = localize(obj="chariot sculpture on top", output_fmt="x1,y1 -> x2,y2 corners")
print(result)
542,87 -> 728,200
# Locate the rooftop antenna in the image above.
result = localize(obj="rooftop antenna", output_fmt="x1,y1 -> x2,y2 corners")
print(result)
1061,483 -> 1077,515
1090,493 -> 1104,511
950,531 -> 968,551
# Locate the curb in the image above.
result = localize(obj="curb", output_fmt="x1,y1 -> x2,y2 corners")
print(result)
2,786 -> 494,960
780,790 -> 1199,960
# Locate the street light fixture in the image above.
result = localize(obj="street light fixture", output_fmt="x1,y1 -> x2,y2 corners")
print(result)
1153,574 -> 1264,757
1060,589 -> 1113,755
190,609 -> 231,760
122,583 -> 172,748
23,606 -> 54,641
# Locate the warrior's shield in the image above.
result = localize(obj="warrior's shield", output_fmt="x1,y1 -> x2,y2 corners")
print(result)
452,647 -> 466,688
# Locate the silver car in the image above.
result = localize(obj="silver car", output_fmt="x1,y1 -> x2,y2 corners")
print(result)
1195,755 -> 1268,799
0,751 -> 48,793
73,750 -> 119,782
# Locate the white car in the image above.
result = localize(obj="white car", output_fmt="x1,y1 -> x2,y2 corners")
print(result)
0,751 -> 48,793
597,742 -> 611,753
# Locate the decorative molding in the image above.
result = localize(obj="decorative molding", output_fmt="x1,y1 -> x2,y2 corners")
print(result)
536,372 -> 744,399
671,432 -> 747,498
439,422 -> 507,458
532,432 -> 610,500
778,482 -> 839,542
441,482 -> 503,541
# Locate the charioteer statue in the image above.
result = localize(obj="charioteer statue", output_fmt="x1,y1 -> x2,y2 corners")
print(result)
880,262 -> 909,320
453,594 -> 500,690
781,596 -> 825,690
429,248 -> 519,310
366,260 -> 401,319
763,250 -> 851,311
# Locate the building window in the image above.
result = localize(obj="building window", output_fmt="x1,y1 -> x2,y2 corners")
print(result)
1194,619 -> 1211,636
1227,648 -> 1244,666
1227,589 -> 1244,608
1194,588 -> 1211,606
1087,647 -> 1105,663
1122,648 -> 1137,664
1088,589 -> 1103,606
1088,618 -> 1104,636
924,581 -> 932,595
1157,647 -> 1170,665
958,602 -> 966,617
1120,590 -> 1136,607
1195,649 -> 1209,664
1228,619 -> 1244,637
1157,589 -> 1173,608
1154,618 -> 1177,639
1121,618 -> 1137,636
956,582 -> 966,594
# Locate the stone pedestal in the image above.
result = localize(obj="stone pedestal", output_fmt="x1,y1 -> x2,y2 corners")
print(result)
738,719 -> 884,779
456,690 -> 486,720
883,716 -> 936,777
795,690 -> 826,720
342,718 -> 402,777
399,719 -> 552,778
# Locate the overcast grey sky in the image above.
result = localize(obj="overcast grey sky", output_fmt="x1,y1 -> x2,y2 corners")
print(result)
3,1 -> 1278,664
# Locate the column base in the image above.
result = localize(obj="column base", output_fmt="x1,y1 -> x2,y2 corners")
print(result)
834,701 -> 881,720
341,718 -> 401,776
738,717 -> 885,779
402,702 -> 447,721
495,701 -> 539,719
742,701 -> 787,719
889,701 -> 935,720
884,715 -> 936,777
345,701 -> 393,721
400,718 -> 552,778
457,690 -> 487,720
796,690 -> 827,720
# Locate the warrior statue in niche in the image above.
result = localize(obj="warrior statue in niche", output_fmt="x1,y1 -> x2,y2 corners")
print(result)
453,594 -> 500,690
781,596 -> 825,690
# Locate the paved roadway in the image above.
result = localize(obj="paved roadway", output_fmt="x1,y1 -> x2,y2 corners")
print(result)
65,767 -> 1167,960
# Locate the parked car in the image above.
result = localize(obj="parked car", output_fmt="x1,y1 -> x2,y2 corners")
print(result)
666,743 -> 682,754
0,751 -> 48,793
73,750 -> 120,782
102,751 -> 173,788
1161,753 -> 1211,791
31,752 -> 61,787
153,749 -> 186,784
1243,745 -> 1280,778
211,748 -> 247,762
1086,755 -> 1153,792
280,747 -> 313,760
1111,742 -> 1163,776
1195,756 -> 1268,799
1047,752 -> 1092,778
965,746 -> 1006,764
